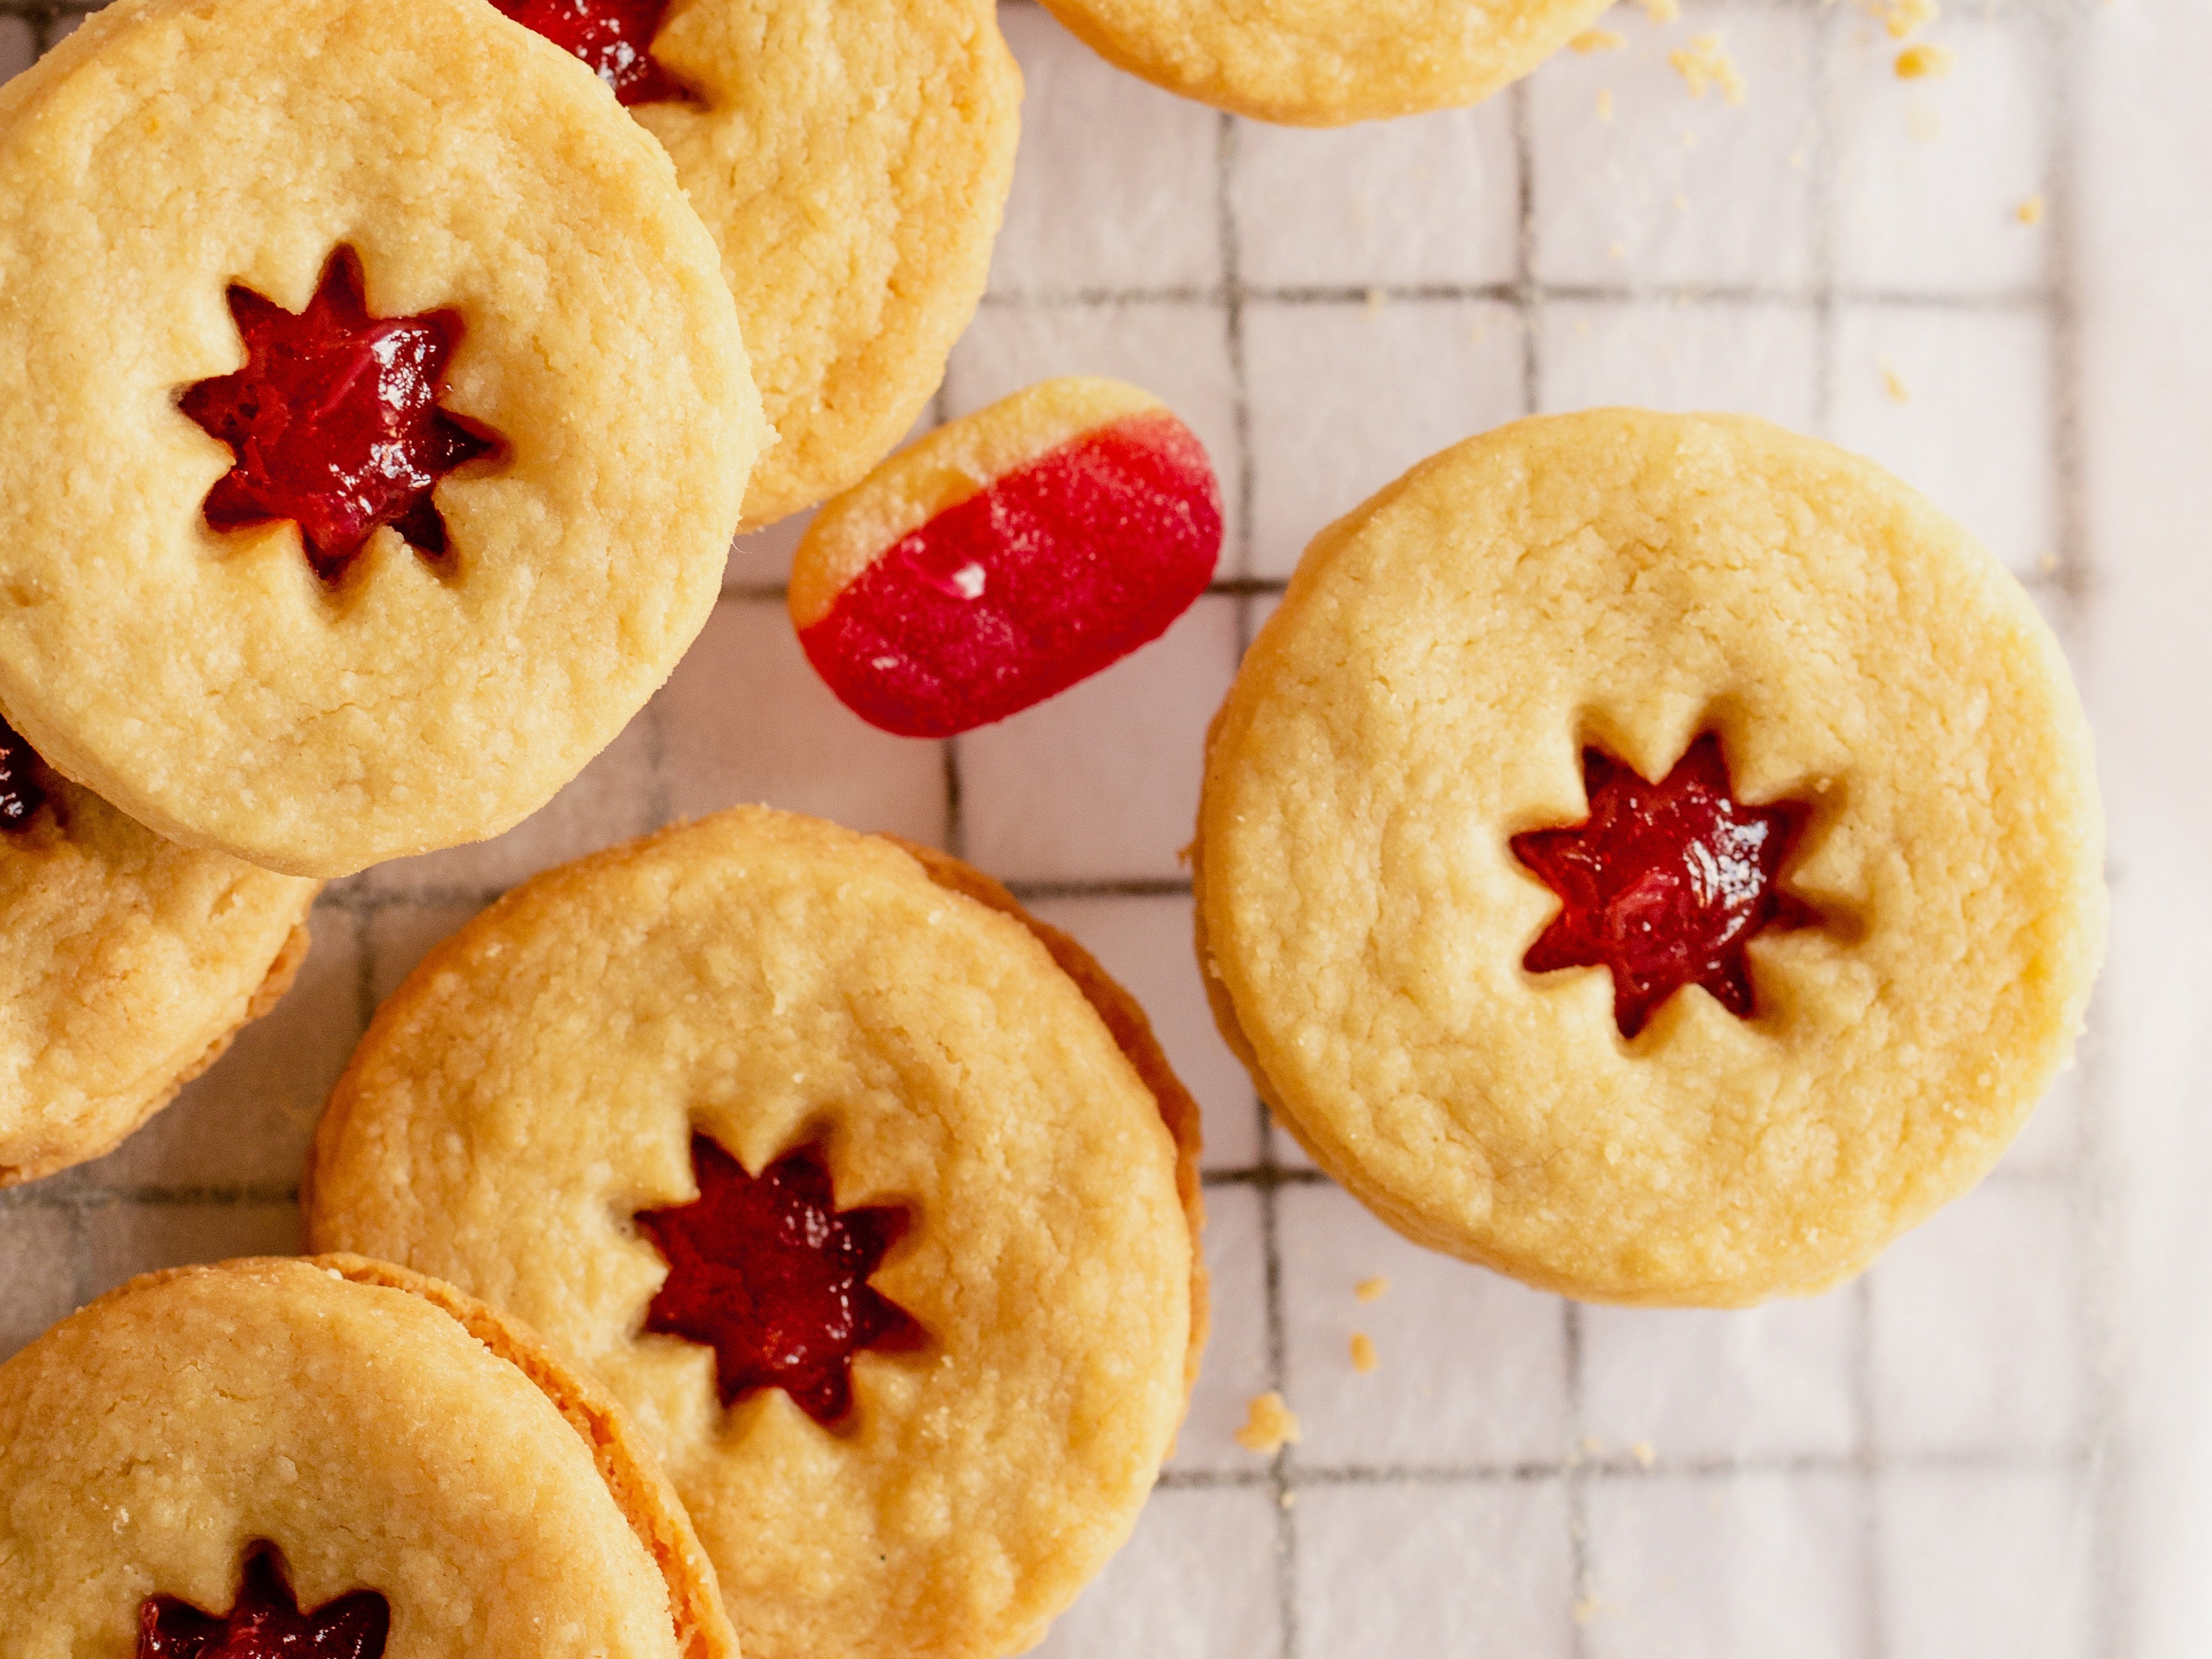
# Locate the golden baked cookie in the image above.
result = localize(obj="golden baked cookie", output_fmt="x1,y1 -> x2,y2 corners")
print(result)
491,0 -> 1021,529
1195,410 -> 2105,1306
307,806 -> 1203,1659
0,714 -> 317,1187
1035,0 -> 1610,126
0,1253 -> 736,1659
0,0 -> 764,877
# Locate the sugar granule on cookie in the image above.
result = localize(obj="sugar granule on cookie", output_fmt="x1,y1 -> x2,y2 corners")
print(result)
1671,34 -> 1749,103
1235,1391 -> 1301,1455
790,378 -> 1221,739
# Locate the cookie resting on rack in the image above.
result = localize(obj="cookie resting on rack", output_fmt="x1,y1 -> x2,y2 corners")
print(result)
1194,408 -> 2106,1306
1036,0 -> 1612,125
308,806 -> 1205,1659
790,378 -> 1222,737
0,0 -> 764,876
0,1256 -> 735,1659
0,714 -> 317,1187
493,0 -> 1022,529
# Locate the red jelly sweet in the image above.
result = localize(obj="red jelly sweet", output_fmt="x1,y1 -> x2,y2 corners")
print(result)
180,248 -> 502,588
790,378 -> 1222,739
1511,733 -> 1819,1038
636,1134 -> 923,1427
0,714 -> 45,831
138,1542 -> 389,1659
488,0 -> 690,106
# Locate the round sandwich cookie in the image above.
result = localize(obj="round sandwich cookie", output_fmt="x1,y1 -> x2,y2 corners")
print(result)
0,714 -> 317,1187
1194,408 -> 2106,1306
490,0 -> 1022,529
0,0 -> 765,878
0,1254 -> 736,1659
306,806 -> 1204,1659
1034,0 -> 1610,126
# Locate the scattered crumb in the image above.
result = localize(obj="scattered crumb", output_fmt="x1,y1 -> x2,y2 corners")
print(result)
1895,42 -> 1956,77
1607,240 -> 1628,261
1468,319 -> 1489,346
1639,0 -> 1681,20
1580,1434 -> 1605,1455
1880,355 -> 1912,402
1596,86 -> 1615,122
1573,1594 -> 1603,1626
1671,193 -> 1690,210
1355,1276 -> 1391,1302
1364,285 -> 1387,317
1572,26 -> 1626,51
1236,1391 -> 1302,1455
2016,193 -> 2046,225
1874,0 -> 1940,39
1671,33 -> 1749,104
1632,1440 -> 1657,1468
1350,1332 -> 1379,1373
1278,1488 -> 1297,1510
2037,550 -> 2060,575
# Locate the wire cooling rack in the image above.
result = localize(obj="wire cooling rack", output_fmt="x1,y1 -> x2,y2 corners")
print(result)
0,2 -> 2145,1655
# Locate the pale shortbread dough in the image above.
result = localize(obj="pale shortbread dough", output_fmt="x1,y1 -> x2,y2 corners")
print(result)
640,0 -> 1020,528
0,1255 -> 737,1659
0,745 -> 317,1187
1036,0 -> 1610,125
307,806 -> 1198,1659
0,0 -> 764,876
1196,410 -> 2106,1305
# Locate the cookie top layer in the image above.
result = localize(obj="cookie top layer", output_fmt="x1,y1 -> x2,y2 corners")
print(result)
0,1254 -> 736,1659
307,806 -> 1198,1659
1036,0 -> 1608,125
0,0 -> 763,876
0,720 -> 317,1186
636,0 -> 1020,527
1196,410 -> 2105,1305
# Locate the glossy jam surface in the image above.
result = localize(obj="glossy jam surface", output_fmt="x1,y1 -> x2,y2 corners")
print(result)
181,249 -> 500,587
138,1543 -> 389,1659
1511,733 -> 1818,1038
490,0 -> 689,105
799,410 -> 1222,739
637,1135 -> 922,1427
0,715 -> 45,831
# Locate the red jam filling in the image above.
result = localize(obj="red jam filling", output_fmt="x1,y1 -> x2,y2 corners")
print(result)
138,1543 -> 389,1659
180,248 -> 502,588
799,410 -> 1223,739
1511,733 -> 1818,1038
636,1134 -> 923,1427
489,0 -> 691,106
0,715 -> 45,830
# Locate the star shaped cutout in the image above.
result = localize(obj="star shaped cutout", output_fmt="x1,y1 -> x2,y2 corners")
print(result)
180,247 -> 502,588
1511,732 -> 1820,1038
0,714 -> 45,831
636,1134 -> 924,1427
489,0 -> 694,106
138,1541 -> 388,1659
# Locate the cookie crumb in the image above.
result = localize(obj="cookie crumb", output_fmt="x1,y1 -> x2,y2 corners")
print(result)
1365,286 -> 1388,317
1596,86 -> 1616,122
1607,240 -> 1628,261
1278,1489 -> 1297,1510
1875,0 -> 1940,39
1895,42 -> 1955,77
1356,1275 -> 1391,1302
1639,0 -> 1681,21
2037,551 -> 2060,575
1580,1434 -> 1605,1455
1573,26 -> 1626,51
1573,1594 -> 1603,1625
1236,1391 -> 1302,1455
1632,1440 -> 1657,1468
2016,193 -> 2046,225
1672,193 -> 1690,210
1671,34 -> 1749,104
1880,355 -> 1912,403
1350,1332 -> 1379,1373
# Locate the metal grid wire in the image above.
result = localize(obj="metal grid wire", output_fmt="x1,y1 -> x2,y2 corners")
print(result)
0,1 -> 2120,1655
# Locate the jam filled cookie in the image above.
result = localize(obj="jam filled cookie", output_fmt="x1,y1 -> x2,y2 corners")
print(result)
307,806 -> 1203,1659
1195,410 -> 2104,1306
1035,0 -> 1610,126
0,1254 -> 736,1659
791,377 -> 1223,737
0,714 -> 317,1187
492,0 -> 1022,529
0,0 -> 764,877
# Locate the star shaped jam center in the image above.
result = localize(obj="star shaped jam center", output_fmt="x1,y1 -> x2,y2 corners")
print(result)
179,248 -> 502,588
636,1134 -> 923,1427
0,715 -> 46,831
489,0 -> 693,106
138,1541 -> 389,1659
1510,733 -> 1820,1038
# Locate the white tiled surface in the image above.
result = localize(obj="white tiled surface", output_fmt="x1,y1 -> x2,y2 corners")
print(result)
6,0 -> 2205,1655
